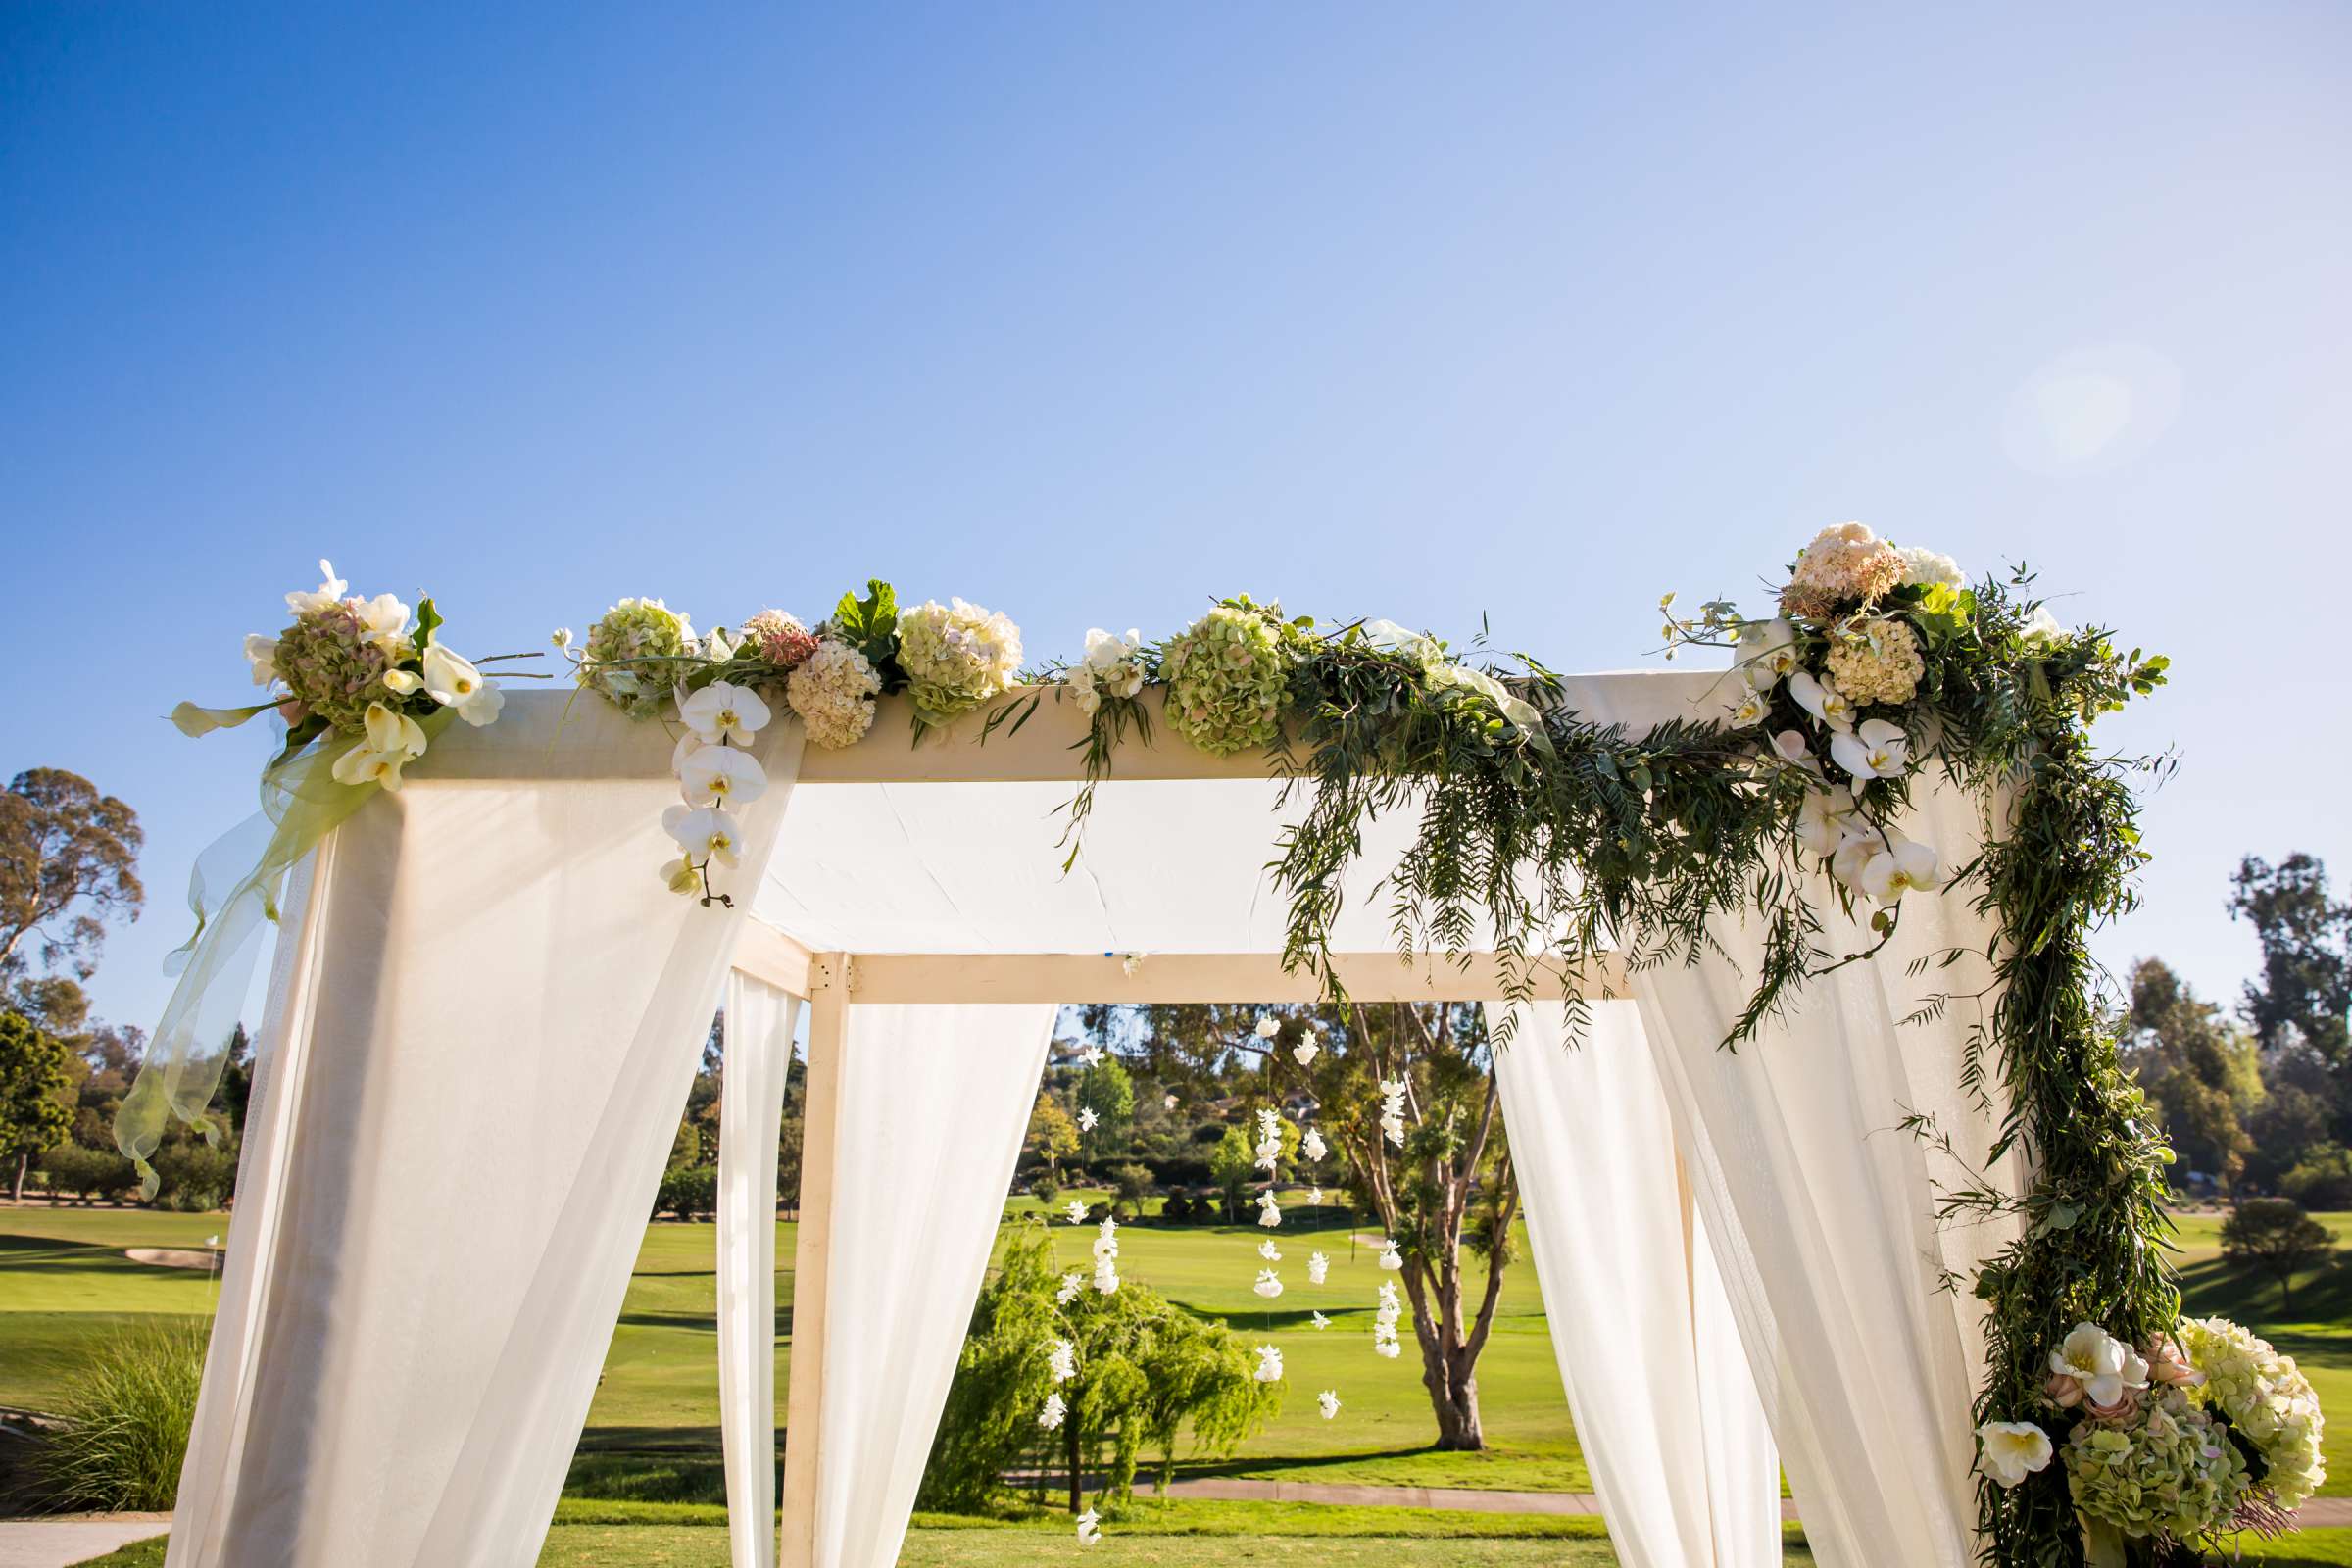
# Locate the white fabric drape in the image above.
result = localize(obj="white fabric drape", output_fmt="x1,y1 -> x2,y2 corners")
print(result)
1633,801 -> 2018,1568
167,711 -> 806,1568
1492,1000 -> 1780,1568
801,1003 -> 1055,1568
718,976 -> 802,1568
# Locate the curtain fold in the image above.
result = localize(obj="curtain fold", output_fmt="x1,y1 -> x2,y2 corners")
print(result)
1491,1000 -> 1780,1568
166,717 -> 806,1568
1629,781 -> 2020,1568
802,1002 -> 1055,1568
718,976 -> 802,1568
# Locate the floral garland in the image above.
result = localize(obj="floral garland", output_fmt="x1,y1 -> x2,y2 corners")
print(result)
142,526 -> 2308,1564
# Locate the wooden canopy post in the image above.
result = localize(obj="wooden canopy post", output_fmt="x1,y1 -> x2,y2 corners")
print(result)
776,952 -> 850,1568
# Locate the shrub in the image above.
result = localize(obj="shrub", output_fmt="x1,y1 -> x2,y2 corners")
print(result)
2280,1145 -> 2352,1210
149,1143 -> 236,1211
1160,1193 -> 1193,1224
37,1143 -> 139,1204
1030,1172 -> 1059,1208
35,1320 -> 210,1512
654,1163 -> 716,1220
2222,1197 -> 2338,1310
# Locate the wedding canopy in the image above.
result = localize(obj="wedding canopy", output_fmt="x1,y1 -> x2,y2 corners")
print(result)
161,673 -> 2017,1568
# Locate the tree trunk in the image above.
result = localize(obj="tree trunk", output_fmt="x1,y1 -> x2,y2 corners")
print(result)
12,1149 -> 24,1203
1066,1409 -> 1082,1513
1418,1338 -> 1486,1450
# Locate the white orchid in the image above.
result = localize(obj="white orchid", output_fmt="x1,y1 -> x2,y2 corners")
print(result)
1318,1389 -> 1342,1420
659,858 -> 701,896
1253,1345 -> 1284,1382
1831,832 -> 1877,890
1307,1251 -> 1329,1285
1311,1310 -> 1331,1330
1300,1127 -> 1328,1163
1084,627 -> 1142,672
1064,1200 -> 1087,1224
1292,1038 -> 1320,1067
1064,663 -> 1102,716
1040,1393 -> 1067,1432
1787,669 -> 1855,732
1859,837 -> 1941,903
662,806 -> 744,867
2022,605 -> 2067,647
1376,1240 -> 1403,1271
1308,1186 -> 1323,1205
1080,1045 -> 1104,1067
1163,1094 -> 1178,1111
422,645 -> 503,726
1830,717 -> 1910,781
1257,1236 -> 1281,1261
1722,684 -> 1770,728
678,745 -> 766,808
1254,1015 -> 1281,1040
285,560 -> 348,616
679,680 -> 770,746
1057,1272 -> 1083,1304
552,627 -> 574,650
1048,1338 -> 1076,1383
1078,1106 -> 1100,1133
243,634 -> 279,686
1253,1268 -> 1284,1299
2048,1322 -> 2149,1410
1975,1421 -> 2054,1489
1735,617 -> 1800,688
1074,1505 -> 1100,1544
1770,728 -> 1823,776
1795,786 -> 1864,858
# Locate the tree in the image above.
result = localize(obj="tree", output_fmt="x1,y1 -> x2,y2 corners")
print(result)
0,769 -> 143,986
2221,1197 -> 2336,1311
2122,959 -> 2259,1190
1205,1125 -> 1256,1222
1,1010 -> 75,1200
1108,1162 -> 1154,1219
1074,1058 -> 1135,1134
919,1224 -> 1276,1515
1117,1000 -> 1519,1451
2230,855 -> 2352,1078
1025,1093 -> 1080,1180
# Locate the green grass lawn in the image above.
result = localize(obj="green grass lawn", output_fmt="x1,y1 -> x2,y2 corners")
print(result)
17,1200 -> 2352,1567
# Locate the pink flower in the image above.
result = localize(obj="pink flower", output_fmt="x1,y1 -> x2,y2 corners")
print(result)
2142,1334 -> 2207,1390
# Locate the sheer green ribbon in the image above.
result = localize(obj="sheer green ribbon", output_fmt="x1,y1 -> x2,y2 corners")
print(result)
114,704 -> 451,1196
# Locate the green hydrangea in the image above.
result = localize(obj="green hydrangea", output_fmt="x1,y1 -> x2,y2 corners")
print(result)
896,597 -> 1022,724
272,605 -> 413,733
1162,605 -> 1289,757
580,598 -> 697,719
2179,1315 -> 2328,1508
2065,1389 -> 2249,1543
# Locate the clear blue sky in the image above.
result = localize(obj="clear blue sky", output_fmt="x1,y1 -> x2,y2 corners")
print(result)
4,3 -> 2347,1034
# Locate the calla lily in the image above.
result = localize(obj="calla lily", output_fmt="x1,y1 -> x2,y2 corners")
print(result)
422,645 -> 503,726
285,560 -> 348,616
381,668 -> 423,695
1830,717 -> 1910,781
1788,669 -> 1856,732
680,680 -> 769,746
663,805 -> 744,867
1859,836 -> 1940,903
331,746 -> 416,790
362,701 -> 428,758
244,634 -> 279,686
678,744 -> 768,808
1736,617 -> 1799,688
1975,1421 -> 2054,1488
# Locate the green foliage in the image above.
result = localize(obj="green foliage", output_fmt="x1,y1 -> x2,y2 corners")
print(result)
1075,1057 -> 1136,1131
34,1319 -> 209,1512
147,1139 -> 236,1211
1026,1092 -> 1080,1174
653,1163 -> 716,1220
2223,1198 -> 2338,1311
2124,959 -> 2259,1191
921,1224 -> 1276,1514
2282,1148 -> 2352,1211
1108,1162 -> 1154,1217
1,1008 -> 74,1193
37,1140 -> 139,1202
826,578 -> 906,691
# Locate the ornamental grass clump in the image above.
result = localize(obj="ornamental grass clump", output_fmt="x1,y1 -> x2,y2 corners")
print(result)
1161,602 -> 1290,756
34,1320 -> 210,1512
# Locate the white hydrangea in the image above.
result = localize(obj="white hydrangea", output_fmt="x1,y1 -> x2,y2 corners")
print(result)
896,597 -> 1022,723
785,639 -> 881,749
1897,545 -> 1965,588
2179,1315 -> 2328,1508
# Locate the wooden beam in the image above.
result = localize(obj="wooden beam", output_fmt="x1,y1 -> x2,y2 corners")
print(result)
835,949 -> 1626,1004
732,918 -> 815,999
776,954 -> 849,1568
